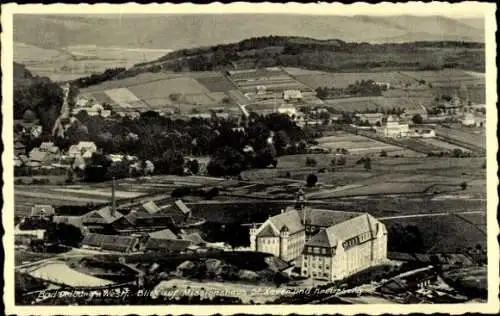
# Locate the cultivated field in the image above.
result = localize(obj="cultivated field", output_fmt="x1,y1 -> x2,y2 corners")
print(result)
14,42 -> 172,82
316,132 -> 421,156
434,125 -> 486,150
400,69 -> 485,86
293,71 -> 415,89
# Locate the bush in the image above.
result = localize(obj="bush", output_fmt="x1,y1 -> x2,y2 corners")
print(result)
460,182 -> 468,190
306,173 -> 318,187
305,157 -> 317,167
380,150 -> 388,157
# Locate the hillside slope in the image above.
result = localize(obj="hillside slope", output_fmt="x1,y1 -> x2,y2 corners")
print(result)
14,14 -> 484,50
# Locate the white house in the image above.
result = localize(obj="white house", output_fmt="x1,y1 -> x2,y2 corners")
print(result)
68,141 -> 98,158
376,116 -> 410,138
283,90 -> 303,102
277,104 -> 298,117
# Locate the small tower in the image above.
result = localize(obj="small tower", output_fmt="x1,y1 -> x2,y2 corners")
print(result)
279,225 -> 290,260
249,223 -> 258,251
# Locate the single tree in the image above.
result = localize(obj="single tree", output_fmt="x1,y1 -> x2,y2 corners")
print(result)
412,114 -> 424,125
306,173 -> 318,187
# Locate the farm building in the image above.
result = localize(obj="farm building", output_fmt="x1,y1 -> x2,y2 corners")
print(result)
14,224 -> 46,245
461,113 -> 485,128
356,113 -> 384,126
81,233 -> 140,253
30,205 -> 55,219
377,266 -> 438,295
111,210 -> 177,234
148,228 -> 178,240
300,213 -> 387,282
28,148 -> 56,165
277,104 -> 299,117
39,142 -> 60,154
144,238 -> 192,254
81,206 -> 124,233
376,116 -> 410,138
68,141 -> 98,158
283,90 -> 303,102
14,141 -> 26,156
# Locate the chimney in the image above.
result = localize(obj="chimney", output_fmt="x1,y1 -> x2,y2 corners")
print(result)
111,177 -> 116,217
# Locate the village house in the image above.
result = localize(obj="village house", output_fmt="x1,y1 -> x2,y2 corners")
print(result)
283,90 -> 303,102
300,213 -> 387,281
81,206 -> 124,233
14,141 -> 26,156
277,104 -> 299,117
81,233 -> 141,253
68,141 -> 98,159
14,223 -> 46,246
30,204 -> 55,220
462,112 -> 485,128
376,115 -> 410,138
355,113 -> 384,126
28,148 -> 53,166
39,142 -> 60,154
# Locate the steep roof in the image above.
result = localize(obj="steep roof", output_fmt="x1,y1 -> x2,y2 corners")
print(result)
181,232 -> 206,245
141,201 -> 161,214
29,148 -> 48,162
148,228 -> 177,240
305,228 -> 335,247
82,207 -> 123,225
174,200 -> 191,214
257,224 -> 277,237
285,206 -> 361,228
296,207 -> 362,227
326,213 -> 382,244
268,209 -> 304,235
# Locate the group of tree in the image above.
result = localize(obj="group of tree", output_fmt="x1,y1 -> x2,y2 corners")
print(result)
71,67 -> 126,88
315,80 -> 384,100
120,36 -> 485,78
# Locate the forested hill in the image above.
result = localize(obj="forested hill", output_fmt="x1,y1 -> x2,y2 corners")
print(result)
113,36 -> 484,80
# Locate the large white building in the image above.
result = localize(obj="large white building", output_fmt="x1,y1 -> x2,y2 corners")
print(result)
250,196 -> 387,280
376,115 -> 409,138
301,213 -> 387,281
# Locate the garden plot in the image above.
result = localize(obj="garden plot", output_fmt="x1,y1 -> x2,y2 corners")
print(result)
317,133 -> 406,155
196,75 -> 235,92
294,71 -> 414,89
419,138 -> 471,152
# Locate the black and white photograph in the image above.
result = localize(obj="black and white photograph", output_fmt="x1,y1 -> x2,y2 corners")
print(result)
2,2 -> 498,314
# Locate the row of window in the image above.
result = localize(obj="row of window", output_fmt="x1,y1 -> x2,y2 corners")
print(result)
302,269 -> 329,278
305,246 -> 328,254
303,262 -> 329,270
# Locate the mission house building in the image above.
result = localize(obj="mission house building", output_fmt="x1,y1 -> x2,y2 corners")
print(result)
249,191 -> 388,281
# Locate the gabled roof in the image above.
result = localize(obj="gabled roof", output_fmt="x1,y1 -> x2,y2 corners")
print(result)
82,233 -> 138,252
148,228 -> 177,240
29,148 -> 48,162
174,200 -> 191,214
257,224 -> 277,237
285,206 -> 361,228
268,209 -> 304,235
326,213 -> 382,244
31,205 -> 55,216
142,201 -> 160,214
181,232 -> 206,245
83,207 -> 123,225
306,228 -> 335,247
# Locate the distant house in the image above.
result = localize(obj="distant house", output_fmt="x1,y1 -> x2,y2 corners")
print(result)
68,141 -> 98,158
462,113 -> 485,128
29,148 -> 51,165
81,206 -> 124,232
39,142 -> 60,154
30,205 -> 55,219
14,141 -> 26,156
15,224 -> 46,245
355,113 -> 384,126
148,228 -> 178,240
81,233 -> 140,253
277,104 -> 298,117
144,238 -> 191,254
111,210 -> 176,234
283,90 -> 303,102
376,115 -> 410,138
